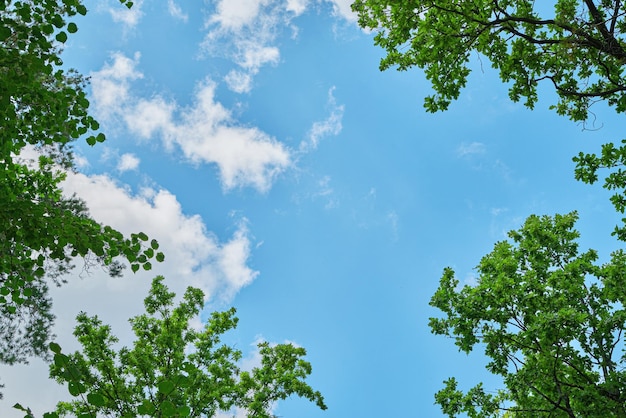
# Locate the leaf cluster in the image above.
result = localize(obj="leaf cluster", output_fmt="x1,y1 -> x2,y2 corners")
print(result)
574,139 -> 626,240
352,0 -> 626,121
15,276 -> 326,418
430,213 -> 626,417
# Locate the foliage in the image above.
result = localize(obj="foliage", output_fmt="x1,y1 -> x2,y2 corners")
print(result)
0,0 -> 161,367
429,212 -> 626,417
352,0 -> 626,121
574,139 -> 626,240
15,276 -> 327,418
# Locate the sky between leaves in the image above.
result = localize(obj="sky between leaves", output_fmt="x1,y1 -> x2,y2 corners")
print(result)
2,0 -> 626,417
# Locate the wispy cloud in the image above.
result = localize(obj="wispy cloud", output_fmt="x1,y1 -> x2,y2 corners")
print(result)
456,141 -> 486,157
201,0 -> 290,93
314,175 -> 339,209
300,87 -> 344,152
326,0 -> 357,21
199,0 -> 357,93
91,53 -> 291,192
167,0 -> 188,22
387,210 -> 399,241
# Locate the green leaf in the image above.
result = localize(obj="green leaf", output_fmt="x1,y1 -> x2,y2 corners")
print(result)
86,392 -> 106,407
55,31 -> 68,43
86,135 -> 97,146
53,353 -> 67,367
151,239 -> 159,250
160,400 -> 176,417
176,405 -> 191,416
137,232 -> 149,241
48,341 -> 61,354
156,252 -> 165,262
143,262 -> 152,271
12,403 -> 28,412
96,132 -> 106,143
137,400 -> 155,415
0,25 -> 11,41
157,379 -> 175,394
68,381 -> 85,396
131,264 -> 140,273
67,22 -> 78,33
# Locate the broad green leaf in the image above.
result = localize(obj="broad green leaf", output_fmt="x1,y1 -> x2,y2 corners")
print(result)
157,379 -> 175,394
160,400 -> 177,417
68,381 -> 85,396
55,31 -> 67,43
86,392 -> 106,407
0,25 -> 11,41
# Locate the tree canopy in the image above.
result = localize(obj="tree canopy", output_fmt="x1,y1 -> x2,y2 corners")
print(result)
15,276 -> 327,418
429,212 -> 626,417
1,0 -> 160,369
352,0 -> 626,121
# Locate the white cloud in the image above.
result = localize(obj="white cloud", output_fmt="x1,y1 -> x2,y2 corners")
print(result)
202,0 -> 302,93
61,171 -> 259,301
286,0 -> 308,16
456,141 -> 486,157
91,53 -> 291,192
90,52 -> 143,119
208,0 -> 273,31
167,0 -> 188,22
107,0 -> 144,29
300,87 -> 344,152
117,153 -> 140,172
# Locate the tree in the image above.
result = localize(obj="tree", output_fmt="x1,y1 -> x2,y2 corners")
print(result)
352,0 -> 626,121
15,276 -> 327,418
0,0 -> 160,370
429,212 -> 626,417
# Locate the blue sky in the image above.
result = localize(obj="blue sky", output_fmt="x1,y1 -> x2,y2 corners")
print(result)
2,1 -> 626,417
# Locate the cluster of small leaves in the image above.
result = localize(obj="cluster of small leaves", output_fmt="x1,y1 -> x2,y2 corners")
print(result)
16,276 -> 326,417
574,139 -> 626,240
0,0 -> 161,366
352,0 -> 626,121
430,213 -> 626,417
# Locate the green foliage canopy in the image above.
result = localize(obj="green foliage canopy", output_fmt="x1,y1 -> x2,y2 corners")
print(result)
0,0 -> 160,366
15,276 -> 327,418
429,213 -> 626,417
352,0 -> 626,121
